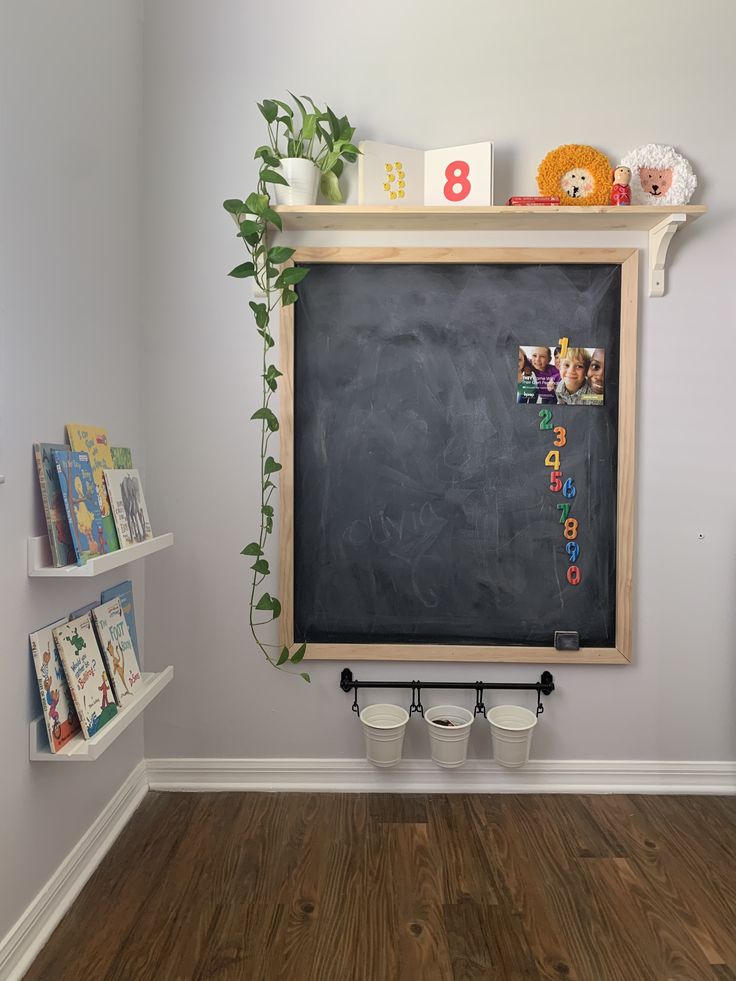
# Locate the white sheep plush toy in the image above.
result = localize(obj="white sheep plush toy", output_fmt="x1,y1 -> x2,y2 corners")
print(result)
618,144 -> 697,206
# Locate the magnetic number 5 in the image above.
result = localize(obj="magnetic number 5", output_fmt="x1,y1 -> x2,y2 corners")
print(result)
564,517 -> 578,540
539,409 -> 553,430
567,565 -> 582,586
553,426 -> 566,447
549,471 -> 562,492
544,450 -> 560,469
443,160 -> 471,202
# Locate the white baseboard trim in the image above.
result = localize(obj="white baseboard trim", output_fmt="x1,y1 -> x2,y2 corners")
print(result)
0,760 -> 148,981
146,757 -> 736,795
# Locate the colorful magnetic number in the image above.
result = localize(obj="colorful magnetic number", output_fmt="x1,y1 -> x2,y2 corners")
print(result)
563,517 -> 578,540
549,470 -> 562,492
539,409 -> 553,430
443,160 -> 471,202
562,477 -> 576,499
567,565 -> 582,586
553,426 -> 566,447
566,541 -> 580,563
557,503 -> 570,523
558,337 -> 569,358
544,450 -> 560,469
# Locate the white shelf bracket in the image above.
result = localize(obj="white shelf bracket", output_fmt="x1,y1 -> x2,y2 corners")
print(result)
648,213 -> 686,297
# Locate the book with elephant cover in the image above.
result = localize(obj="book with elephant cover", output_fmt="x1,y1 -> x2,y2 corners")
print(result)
103,469 -> 152,547
33,442 -> 74,568
30,616 -> 80,752
53,449 -> 113,564
66,424 -> 120,551
53,613 -> 117,739
91,598 -> 143,705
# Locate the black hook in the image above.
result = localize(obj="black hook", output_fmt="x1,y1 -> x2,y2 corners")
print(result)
474,682 -> 487,718
410,682 -> 424,717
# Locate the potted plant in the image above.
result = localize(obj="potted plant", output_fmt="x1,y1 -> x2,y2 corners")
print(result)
257,94 -> 359,204
222,95 -> 359,680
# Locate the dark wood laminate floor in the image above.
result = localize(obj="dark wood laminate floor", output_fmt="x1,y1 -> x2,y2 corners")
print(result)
24,792 -> 736,981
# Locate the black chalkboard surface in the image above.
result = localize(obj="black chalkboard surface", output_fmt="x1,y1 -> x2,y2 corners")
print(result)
292,261 -> 622,651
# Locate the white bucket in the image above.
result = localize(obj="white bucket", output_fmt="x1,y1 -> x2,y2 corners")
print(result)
359,703 -> 409,768
488,705 -> 538,768
272,158 -> 321,206
424,705 -> 474,768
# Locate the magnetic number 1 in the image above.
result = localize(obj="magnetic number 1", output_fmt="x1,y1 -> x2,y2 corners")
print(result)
558,337 -> 569,358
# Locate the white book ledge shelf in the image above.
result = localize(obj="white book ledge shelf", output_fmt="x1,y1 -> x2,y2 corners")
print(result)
27,532 -> 174,578
275,204 -> 707,297
30,667 -> 174,761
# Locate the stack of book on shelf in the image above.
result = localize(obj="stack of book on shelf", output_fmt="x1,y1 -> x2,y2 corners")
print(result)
30,580 -> 143,752
34,423 -> 153,569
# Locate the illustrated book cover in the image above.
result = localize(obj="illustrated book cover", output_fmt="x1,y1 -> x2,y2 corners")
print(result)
101,580 -> 139,660
30,617 -> 80,752
53,613 -> 118,739
103,469 -> 153,547
111,446 -> 133,469
33,443 -> 74,568
53,450 -> 112,565
91,597 -> 143,705
359,140 -> 493,206
66,424 -> 120,550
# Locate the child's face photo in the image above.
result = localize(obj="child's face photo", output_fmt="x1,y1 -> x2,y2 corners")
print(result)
560,355 -> 587,393
530,347 -> 551,372
587,348 -> 605,395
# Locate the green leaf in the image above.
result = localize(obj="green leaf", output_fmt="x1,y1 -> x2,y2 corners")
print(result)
223,198 -> 244,214
261,505 -> 274,517
290,642 -> 307,664
251,558 -> 270,575
245,191 -> 269,216
277,646 -> 289,666
281,288 -> 298,306
262,208 -> 283,232
326,106 -> 340,138
272,99 -> 294,119
264,456 -> 282,474
228,261 -> 255,279
255,592 -> 273,610
265,365 -> 283,381
260,169 -> 289,186
277,266 -> 309,286
319,170 -> 342,203
241,542 -> 263,556
238,219 -> 260,237
251,407 -> 279,432
264,517 -> 273,534
268,246 -> 295,264
249,301 -> 269,329
289,91 -> 307,117
300,672 -> 311,683
258,100 -> 278,124
256,328 -> 275,349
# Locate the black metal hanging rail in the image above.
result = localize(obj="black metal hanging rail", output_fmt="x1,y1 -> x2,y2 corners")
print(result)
340,668 -> 555,718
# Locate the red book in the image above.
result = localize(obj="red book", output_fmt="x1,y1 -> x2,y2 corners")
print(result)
506,196 -> 560,206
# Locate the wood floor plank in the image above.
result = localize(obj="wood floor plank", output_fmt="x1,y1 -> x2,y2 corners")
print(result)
445,902 -> 540,981
427,795 -> 499,904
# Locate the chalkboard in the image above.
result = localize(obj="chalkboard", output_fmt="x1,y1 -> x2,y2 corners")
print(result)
283,250 -> 637,662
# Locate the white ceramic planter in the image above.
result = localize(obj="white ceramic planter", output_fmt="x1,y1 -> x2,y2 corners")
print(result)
424,704 -> 474,768
359,703 -> 409,768
487,705 -> 537,768
272,158 -> 320,206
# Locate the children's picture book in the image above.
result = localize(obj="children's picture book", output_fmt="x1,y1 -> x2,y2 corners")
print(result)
69,600 -> 98,621
66,424 -> 120,550
359,140 -> 494,206
54,450 -> 113,564
103,469 -> 152,547
101,580 -> 139,660
92,598 -> 144,705
111,446 -> 133,469
53,613 -> 117,739
30,617 -> 80,752
33,443 -> 74,568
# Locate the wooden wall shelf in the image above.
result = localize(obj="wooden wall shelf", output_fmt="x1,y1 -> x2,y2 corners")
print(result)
30,667 -> 174,761
27,533 -> 174,578
275,205 -> 706,297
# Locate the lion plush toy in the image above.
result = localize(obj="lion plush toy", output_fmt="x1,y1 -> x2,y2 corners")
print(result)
619,144 -> 697,205
537,144 -> 612,206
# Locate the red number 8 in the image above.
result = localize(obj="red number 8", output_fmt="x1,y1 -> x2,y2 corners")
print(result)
444,160 -> 471,202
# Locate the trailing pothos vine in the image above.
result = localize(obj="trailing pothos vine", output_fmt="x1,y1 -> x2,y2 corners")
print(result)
223,158 -> 310,681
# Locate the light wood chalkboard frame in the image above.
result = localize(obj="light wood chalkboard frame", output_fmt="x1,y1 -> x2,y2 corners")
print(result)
279,248 -> 638,665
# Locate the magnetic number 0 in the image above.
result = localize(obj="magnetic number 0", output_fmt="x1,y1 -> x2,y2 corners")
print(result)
443,160 -> 471,202
539,409 -> 553,430
553,426 -> 566,447
567,565 -> 582,586
564,517 -> 578,540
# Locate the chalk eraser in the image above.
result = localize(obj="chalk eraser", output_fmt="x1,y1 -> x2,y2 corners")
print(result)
554,630 -> 579,651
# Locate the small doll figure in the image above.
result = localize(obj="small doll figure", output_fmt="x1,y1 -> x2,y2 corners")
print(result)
611,166 -> 632,206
